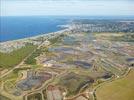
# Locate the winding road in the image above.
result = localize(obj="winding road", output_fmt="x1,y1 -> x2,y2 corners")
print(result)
92,67 -> 131,100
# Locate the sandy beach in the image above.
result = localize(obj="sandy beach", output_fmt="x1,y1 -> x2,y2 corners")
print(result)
0,28 -> 70,53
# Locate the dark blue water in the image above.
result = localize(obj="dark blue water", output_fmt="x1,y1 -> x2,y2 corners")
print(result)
1,16 -> 133,42
0,16 -> 69,42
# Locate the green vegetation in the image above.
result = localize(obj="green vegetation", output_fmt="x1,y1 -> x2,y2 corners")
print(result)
0,94 -> 11,100
96,69 -> 134,100
27,93 -> 42,100
2,71 -> 18,83
1,72 -> 19,95
0,44 -> 37,69
4,79 -> 16,93
24,47 -> 44,65
49,34 -> 65,44
42,89 -> 47,100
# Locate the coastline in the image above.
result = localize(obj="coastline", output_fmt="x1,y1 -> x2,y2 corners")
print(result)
0,28 -> 70,53
0,28 -> 69,44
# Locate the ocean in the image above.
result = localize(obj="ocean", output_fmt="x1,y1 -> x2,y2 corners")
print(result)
0,16 -> 69,42
1,16 -> 133,42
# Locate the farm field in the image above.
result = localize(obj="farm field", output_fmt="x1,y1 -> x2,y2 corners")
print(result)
96,69 -> 134,100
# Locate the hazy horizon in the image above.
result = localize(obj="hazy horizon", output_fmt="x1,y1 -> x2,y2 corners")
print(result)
1,0 -> 134,16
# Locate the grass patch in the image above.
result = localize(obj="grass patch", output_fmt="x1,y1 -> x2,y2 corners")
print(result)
96,69 -> 134,100
0,44 -> 37,69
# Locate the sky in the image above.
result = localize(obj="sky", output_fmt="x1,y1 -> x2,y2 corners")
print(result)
0,0 -> 134,16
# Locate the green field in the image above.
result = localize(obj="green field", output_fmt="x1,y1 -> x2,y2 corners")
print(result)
96,68 -> 134,100
0,44 -> 37,69
0,94 -> 11,100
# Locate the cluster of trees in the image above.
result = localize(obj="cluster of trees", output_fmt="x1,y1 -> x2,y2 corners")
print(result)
24,47 -> 49,65
24,49 -> 43,65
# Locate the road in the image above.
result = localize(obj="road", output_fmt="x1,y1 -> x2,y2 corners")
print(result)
92,67 -> 131,100
0,42 -> 44,79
